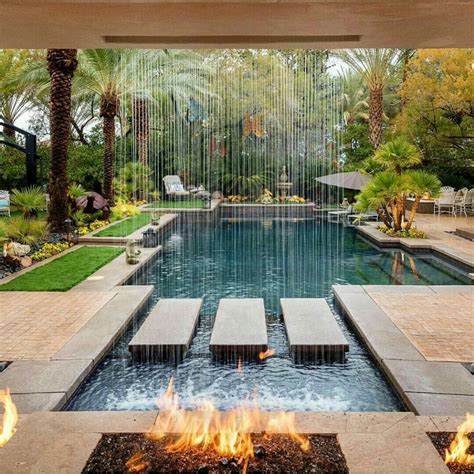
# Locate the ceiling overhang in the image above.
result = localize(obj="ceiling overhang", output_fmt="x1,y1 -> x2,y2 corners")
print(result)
0,1 -> 473,49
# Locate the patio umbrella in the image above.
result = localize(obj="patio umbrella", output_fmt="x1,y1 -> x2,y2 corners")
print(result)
315,171 -> 372,190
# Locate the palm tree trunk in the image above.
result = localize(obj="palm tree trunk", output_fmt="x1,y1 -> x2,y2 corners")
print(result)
100,95 -> 118,205
2,124 -> 16,141
133,97 -> 149,167
406,196 -> 420,230
368,85 -> 383,149
46,49 -> 78,233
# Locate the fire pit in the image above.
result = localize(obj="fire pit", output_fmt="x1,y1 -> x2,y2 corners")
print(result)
83,433 -> 348,473
428,413 -> 474,473
83,378 -> 348,473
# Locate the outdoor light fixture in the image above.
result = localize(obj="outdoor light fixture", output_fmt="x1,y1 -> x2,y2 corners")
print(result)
64,217 -> 78,244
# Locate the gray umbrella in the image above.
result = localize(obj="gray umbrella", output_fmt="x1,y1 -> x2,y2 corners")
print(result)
315,171 -> 372,190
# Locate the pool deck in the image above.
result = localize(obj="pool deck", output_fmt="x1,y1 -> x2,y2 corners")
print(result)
0,411 -> 459,473
334,284 -> 474,416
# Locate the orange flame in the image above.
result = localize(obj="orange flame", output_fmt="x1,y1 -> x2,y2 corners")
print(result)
147,378 -> 309,471
258,349 -> 275,360
0,388 -> 18,448
237,357 -> 243,374
445,412 -> 474,465
125,452 -> 149,472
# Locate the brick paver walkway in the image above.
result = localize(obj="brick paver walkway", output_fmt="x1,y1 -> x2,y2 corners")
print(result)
368,290 -> 473,363
0,292 -> 115,360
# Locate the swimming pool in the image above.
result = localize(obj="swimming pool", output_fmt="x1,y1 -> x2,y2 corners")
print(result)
67,218 -> 470,412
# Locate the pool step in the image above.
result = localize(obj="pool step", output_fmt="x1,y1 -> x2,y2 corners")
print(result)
209,298 -> 268,359
281,298 -> 349,361
128,298 -> 202,362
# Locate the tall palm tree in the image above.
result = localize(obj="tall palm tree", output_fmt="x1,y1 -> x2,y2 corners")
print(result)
47,49 -> 78,233
336,49 -> 401,148
75,49 -> 136,204
339,69 -> 368,125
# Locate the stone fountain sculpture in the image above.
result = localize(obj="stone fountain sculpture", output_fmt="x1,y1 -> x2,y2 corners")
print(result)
276,166 -> 293,200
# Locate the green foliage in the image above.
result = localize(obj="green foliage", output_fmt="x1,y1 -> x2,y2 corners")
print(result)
10,186 -> 46,218
377,224 -> 427,239
342,121 -> 374,171
0,216 -> 48,244
109,199 -> 141,222
114,162 -> 154,201
0,147 -> 26,189
68,183 -> 86,199
0,246 -> 124,291
373,138 -> 421,174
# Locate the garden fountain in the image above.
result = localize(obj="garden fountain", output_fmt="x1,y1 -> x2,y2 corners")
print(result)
276,165 -> 292,200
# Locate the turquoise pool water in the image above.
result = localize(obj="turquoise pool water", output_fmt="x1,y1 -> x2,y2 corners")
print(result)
67,219 -> 469,412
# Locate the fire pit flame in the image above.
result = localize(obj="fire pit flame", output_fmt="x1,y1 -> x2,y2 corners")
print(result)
0,388 -> 18,448
147,378 -> 309,471
445,412 -> 474,465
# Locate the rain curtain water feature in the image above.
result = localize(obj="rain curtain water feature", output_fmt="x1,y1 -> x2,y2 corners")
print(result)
115,49 -> 344,205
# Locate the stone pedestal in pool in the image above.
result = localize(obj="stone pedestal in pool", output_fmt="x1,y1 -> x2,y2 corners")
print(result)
209,298 -> 268,359
128,298 -> 202,362
281,298 -> 349,362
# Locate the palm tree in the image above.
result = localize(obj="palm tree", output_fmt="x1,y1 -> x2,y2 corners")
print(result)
75,49 -> 136,204
336,49 -> 401,148
405,171 -> 441,230
339,69 -> 368,125
373,137 -> 421,174
47,49 -> 78,233
0,50 -> 43,140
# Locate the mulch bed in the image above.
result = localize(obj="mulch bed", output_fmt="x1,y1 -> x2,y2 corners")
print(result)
83,433 -> 348,473
428,432 -> 474,474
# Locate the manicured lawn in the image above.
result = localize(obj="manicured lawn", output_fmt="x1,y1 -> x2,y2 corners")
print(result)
147,200 -> 204,209
94,214 -> 151,237
0,246 -> 124,291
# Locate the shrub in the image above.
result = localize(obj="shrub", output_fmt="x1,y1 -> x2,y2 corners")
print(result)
109,199 -> 141,222
0,217 -> 48,245
377,224 -> 427,239
10,186 -> 46,218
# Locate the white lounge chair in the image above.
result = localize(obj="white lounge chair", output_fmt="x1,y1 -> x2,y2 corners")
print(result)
0,190 -> 11,217
440,186 -> 455,193
163,175 -> 190,199
434,191 -> 455,216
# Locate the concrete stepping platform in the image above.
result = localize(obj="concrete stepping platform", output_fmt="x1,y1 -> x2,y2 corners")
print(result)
209,298 -> 268,358
129,298 -> 202,362
281,298 -> 349,361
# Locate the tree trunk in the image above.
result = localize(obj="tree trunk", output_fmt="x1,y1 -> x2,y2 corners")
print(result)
100,95 -> 118,205
406,196 -> 420,230
2,124 -> 16,141
46,49 -> 78,233
368,85 -> 384,149
133,96 -> 149,167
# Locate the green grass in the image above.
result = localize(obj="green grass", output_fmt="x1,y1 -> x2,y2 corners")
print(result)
147,200 -> 204,209
94,214 -> 151,237
0,246 -> 124,291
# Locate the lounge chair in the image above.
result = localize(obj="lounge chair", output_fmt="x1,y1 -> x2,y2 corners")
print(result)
465,189 -> 474,214
0,190 -> 11,217
163,175 -> 191,199
328,204 -> 354,222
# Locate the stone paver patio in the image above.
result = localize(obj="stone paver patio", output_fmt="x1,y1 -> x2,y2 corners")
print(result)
0,292 -> 115,360
368,289 -> 473,363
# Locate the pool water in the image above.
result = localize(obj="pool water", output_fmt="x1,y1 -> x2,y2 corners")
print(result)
67,219 -> 470,412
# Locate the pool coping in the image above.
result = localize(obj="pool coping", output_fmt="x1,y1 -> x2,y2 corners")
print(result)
0,411 -> 454,473
140,198 -> 222,213
356,224 -> 474,273
333,284 -> 474,417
